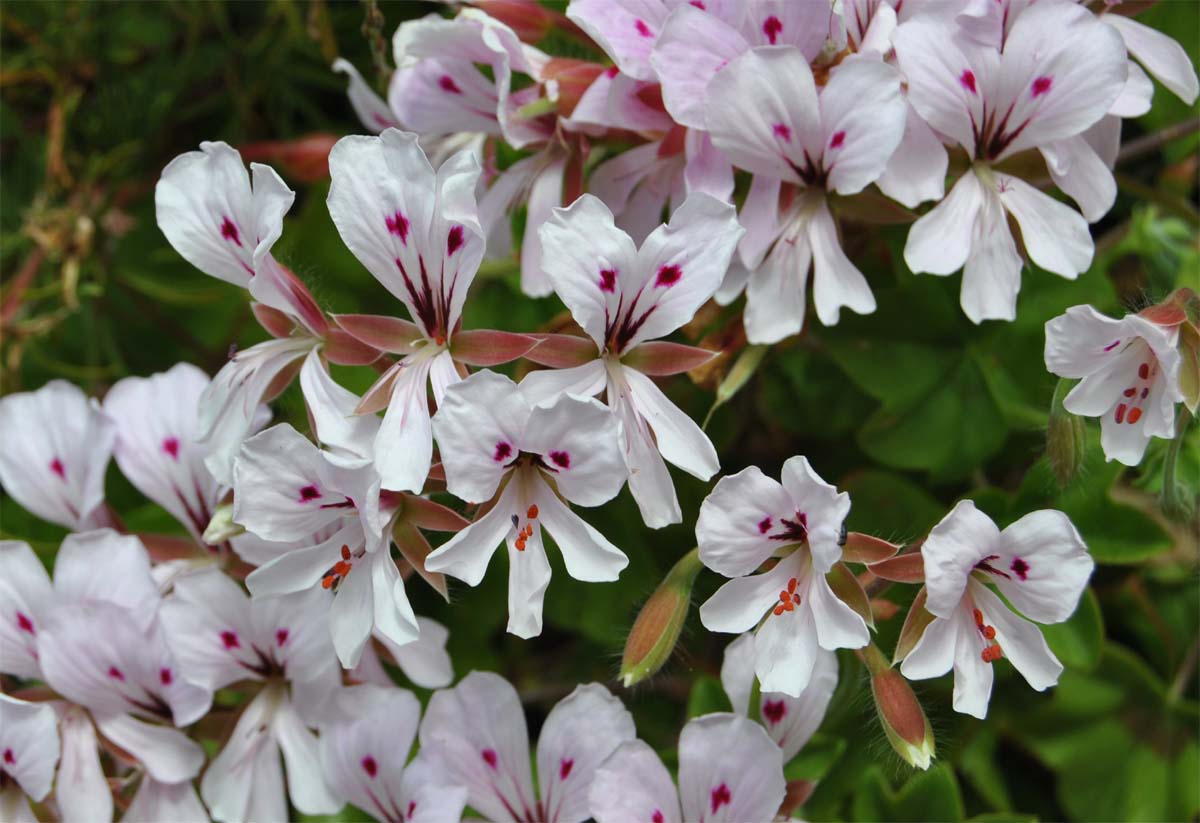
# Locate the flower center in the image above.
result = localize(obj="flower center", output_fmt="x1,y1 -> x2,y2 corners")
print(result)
510,504 -> 539,552
973,608 -> 1003,663
321,544 -> 363,590
773,577 -> 800,616
1115,358 -> 1157,426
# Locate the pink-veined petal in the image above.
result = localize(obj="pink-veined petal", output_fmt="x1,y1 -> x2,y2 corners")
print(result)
1105,14 -> 1198,105
821,56 -> 906,196
677,713 -> 785,823
332,57 -> 402,133
997,173 -> 1092,279
743,215 -> 812,344
973,582 -> 1062,692
779,456 -> 850,573
806,196 -> 876,326
993,510 -> 1092,624
0,540 -> 55,679
697,466 -> 795,578
652,5 -> 750,129
431,369 -> 529,503
921,499 -> 1001,618
524,394 -> 626,507
424,480 -> 521,586
588,739 -> 681,823
567,0 -> 672,81
622,365 -> 719,481
0,695 -> 58,801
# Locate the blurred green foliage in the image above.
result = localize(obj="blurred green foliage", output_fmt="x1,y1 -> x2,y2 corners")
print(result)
1,1 -> 1198,822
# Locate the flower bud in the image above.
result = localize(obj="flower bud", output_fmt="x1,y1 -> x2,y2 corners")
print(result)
620,548 -> 703,687
861,644 -> 935,770
1046,377 -> 1086,488
202,503 -> 244,545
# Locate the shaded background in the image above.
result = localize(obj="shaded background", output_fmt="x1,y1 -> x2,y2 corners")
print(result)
1,1 -> 1198,821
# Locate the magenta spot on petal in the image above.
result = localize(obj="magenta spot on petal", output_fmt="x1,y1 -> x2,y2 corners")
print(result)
276,628 -> 289,647
559,757 -> 574,779
16,611 -> 34,634
2,748 -> 13,765
763,15 -> 783,44
360,755 -> 378,778
772,122 -> 791,142
829,130 -> 846,149
107,665 -> 125,681
1103,339 -> 1121,352
221,630 -> 240,649
655,264 -> 682,287
439,74 -> 463,94
385,211 -> 410,244
690,0 -> 706,7
49,458 -> 65,479
599,268 -> 618,293
549,450 -> 571,468
635,18 -> 653,37
763,699 -> 787,725
1010,557 -> 1030,580
710,783 -> 732,814
482,748 -> 498,769
959,69 -> 977,94
159,667 -> 172,686
652,812 -> 664,823
299,484 -> 322,502
605,66 -> 619,78
757,516 -> 772,535
447,225 -> 464,256
408,801 -> 417,818
1031,75 -> 1052,97
494,442 -> 513,462
162,437 -> 180,460
1138,362 -> 1150,380
220,217 -> 243,247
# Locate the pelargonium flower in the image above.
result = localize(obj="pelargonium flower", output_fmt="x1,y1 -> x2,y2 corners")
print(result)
0,694 -> 59,823
895,2 -> 1128,322
426,370 -> 629,638
320,684 -> 468,823
720,632 -> 838,762
588,712 -> 786,823
697,457 -> 870,696
327,128 -> 539,494
898,500 -> 1093,719
523,192 -> 742,527
155,142 -> 374,483
419,671 -> 635,823
1044,304 -> 1185,465
703,48 -> 906,343
0,380 -> 115,531
159,568 -> 343,822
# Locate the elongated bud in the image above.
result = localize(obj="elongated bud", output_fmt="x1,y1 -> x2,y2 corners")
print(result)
620,548 -> 703,687
203,503 -> 244,545
1046,377 -> 1086,488
861,644 -> 934,770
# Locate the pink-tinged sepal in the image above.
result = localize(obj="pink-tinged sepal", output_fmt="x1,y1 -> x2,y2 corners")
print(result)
1139,301 -> 1188,328
524,333 -> 601,368
842,532 -> 902,565
239,133 -> 339,183
449,329 -> 539,366
334,313 -> 426,355
324,328 -> 382,366
621,341 -> 716,376
398,493 -> 471,533
392,520 -> 450,602
248,259 -> 329,337
253,303 -> 298,338
868,552 -> 925,583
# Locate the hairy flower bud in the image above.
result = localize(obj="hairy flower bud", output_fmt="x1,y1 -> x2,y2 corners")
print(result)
202,502 -> 244,545
1046,377 -> 1087,487
861,644 -> 935,770
620,548 -> 703,687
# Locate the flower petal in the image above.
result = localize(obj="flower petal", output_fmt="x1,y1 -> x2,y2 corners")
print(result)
332,57 -> 401,132
567,0 -> 670,81
821,56 -> 906,196
1105,14 -> 1199,105
744,217 -> 812,345
1044,304 -> 1132,380
921,499 -> 1001,618
697,465 -> 795,578
273,698 -> 343,814
779,456 -> 850,573
0,695 -> 59,801
124,778 -> 209,823
379,616 -> 453,689
525,395 -> 626,507
993,510 -> 1092,624
518,359 -> 608,408
973,582 -> 1062,693
93,713 -> 204,783
677,713 -> 786,823
424,479 -> 519,585
0,540 -> 56,679
57,707 -> 113,823
806,196 -> 876,327
652,5 -> 750,129
997,173 -> 1092,279
1040,136 -> 1116,223
533,475 -> 628,583
623,366 -> 719,480
431,369 -> 529,503
375,355 -> 436,494
960,175 -> 1023,324
904,171 -> 984,278
588,739 -> 681,823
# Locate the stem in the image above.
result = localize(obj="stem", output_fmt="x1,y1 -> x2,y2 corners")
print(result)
1167,636 -> 1200,706
1117,118 -> 1200,165
1161,406 -> 1194,519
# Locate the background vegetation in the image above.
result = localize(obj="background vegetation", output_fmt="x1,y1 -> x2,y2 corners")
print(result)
1,2 -> 1197,821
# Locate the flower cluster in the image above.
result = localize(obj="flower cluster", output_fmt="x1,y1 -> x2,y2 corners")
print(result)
1,0 -> 1196,820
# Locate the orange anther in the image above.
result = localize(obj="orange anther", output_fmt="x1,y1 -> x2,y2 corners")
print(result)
773,604 -> 785,616
1127,407 -> 1143,424
784,600 -> 795,612
973,609 -> 984,626
982,625 -> 996,640
341,545 -> 351,561
527,505 -> 539,519
780,590 -> 791,603
321,576 -> 334,589
524,524 -> 533,538
787,577 -> 798,594
515,537 -> 527,551
992,643 -> 1002,659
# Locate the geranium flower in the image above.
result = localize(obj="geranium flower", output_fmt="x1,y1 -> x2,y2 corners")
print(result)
895,2 -> 1128,322
588,713 -> 786,823
159,568 -> 342,822
426,370 -> 628,638
1045,304 -> 1185,465
696,458 -> 870,696
0,380 -> 115,531
523,192 -> 742,527
0,694 -> 59,823
320,684 -> 468,823
720,632 -> 838,762
898,500 -> 1093,718
419,671 -> 635,823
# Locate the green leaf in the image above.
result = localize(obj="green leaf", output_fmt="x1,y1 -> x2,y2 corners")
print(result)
853,764 -> 965,822
685,675 -> 731,718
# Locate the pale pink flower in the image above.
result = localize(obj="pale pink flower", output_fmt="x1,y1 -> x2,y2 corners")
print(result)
0,694 -> 59,823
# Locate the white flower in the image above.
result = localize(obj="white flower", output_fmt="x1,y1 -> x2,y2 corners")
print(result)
896,2 -> 1128,322
899,500 -> 1094,718
426,370 -> 629,638
697,457 -> 869,696
0,694 -> 60,823
419,671 -> 635,823
588,712 -> 786,823
524,192 -> 743,527
720,632 -> 838,762
0,380 -> 115,531
320,684 -> 468,823
1045,304 -> 1185,465
159,568 -> 343,821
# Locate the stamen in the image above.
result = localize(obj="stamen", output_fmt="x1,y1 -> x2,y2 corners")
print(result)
527,505 -> 539,519
1127,408 -> 1143,424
